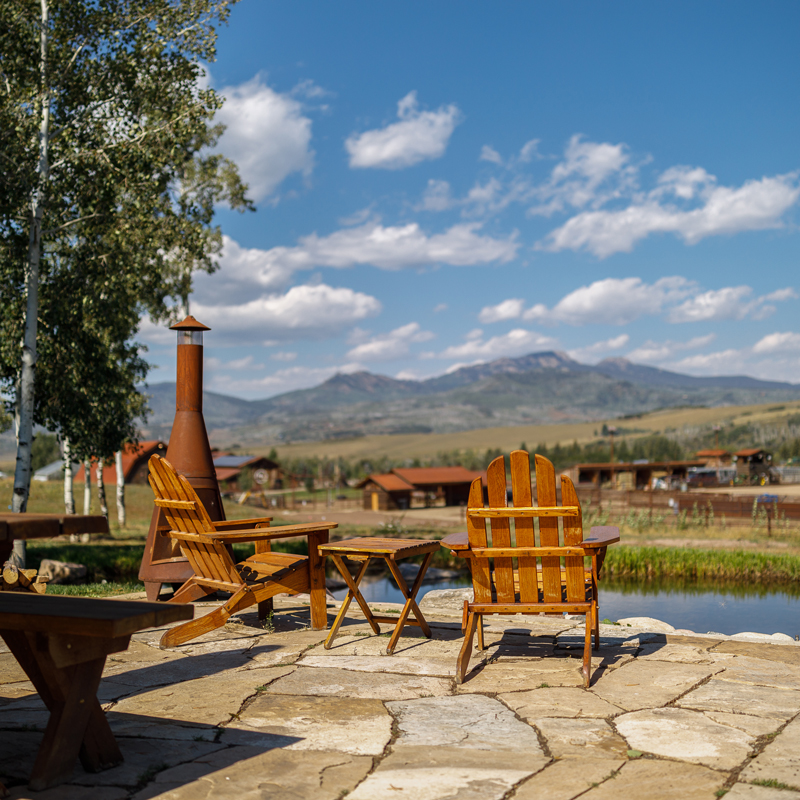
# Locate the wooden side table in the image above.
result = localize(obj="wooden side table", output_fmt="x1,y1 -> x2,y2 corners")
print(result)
318,537 -> 440,654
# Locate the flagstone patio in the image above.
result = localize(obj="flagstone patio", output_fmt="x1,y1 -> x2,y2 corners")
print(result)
1,591 -> 800,800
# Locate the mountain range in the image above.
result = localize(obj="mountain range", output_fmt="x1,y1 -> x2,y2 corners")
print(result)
138,352 -> 800,444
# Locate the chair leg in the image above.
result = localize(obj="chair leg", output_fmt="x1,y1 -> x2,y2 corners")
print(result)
476,615 -> 485,651
170,577 -> 214,604
456,611 -> 479,685
160,584 -> 254,648
582,612 -> 592,688
258,597 -> 274,622
593,603 -> 600,651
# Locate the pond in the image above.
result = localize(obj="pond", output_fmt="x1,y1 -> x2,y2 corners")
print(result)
331,575 -> 800,639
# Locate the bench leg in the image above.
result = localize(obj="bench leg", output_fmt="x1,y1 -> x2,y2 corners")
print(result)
307,531 -> 329,631
1,631 -> 120,791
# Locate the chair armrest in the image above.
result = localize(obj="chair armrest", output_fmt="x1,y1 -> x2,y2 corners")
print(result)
205,522 -> 336,543
440,531 -> 470,552
581,526 -> 620,548
211,518 -> 272,530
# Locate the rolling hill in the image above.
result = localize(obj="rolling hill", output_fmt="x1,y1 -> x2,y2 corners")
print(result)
137,352 -> 800,443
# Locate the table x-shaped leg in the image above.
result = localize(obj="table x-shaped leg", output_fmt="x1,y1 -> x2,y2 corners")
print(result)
1,630 -> 124,791
324,554 -> 379,648
383,552 -> 434,654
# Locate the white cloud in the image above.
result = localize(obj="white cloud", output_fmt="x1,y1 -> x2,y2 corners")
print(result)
433,303 -> 448,313
440,328 -> 557,360
194,225 -> 518,307
215,75 -> 314,203
254,221 -> 519,279
419,179 -> 454,211
345,91 -> 461,169
668,285 -> 796,323
271,351 -> 298,362
192,283 -> 381,341
525,277 -> 693,326
346,322 -> 434,362
529,135 -> 637,217
567,334 -> 630,363
480,145 -> 503,165
207,363 -> 363,399
543,172 -> 800,258
626,334 -> 717,363
753,332 -> 800,354
518,139 -> 541,163
478,298 -> 525,324
667,286 -> 754,323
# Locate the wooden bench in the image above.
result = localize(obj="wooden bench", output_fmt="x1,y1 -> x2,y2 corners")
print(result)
0,593 -> 192,791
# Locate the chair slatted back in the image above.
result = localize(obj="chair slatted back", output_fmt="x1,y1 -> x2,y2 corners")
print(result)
148,455 -> 240,584
466,451 -> 585,606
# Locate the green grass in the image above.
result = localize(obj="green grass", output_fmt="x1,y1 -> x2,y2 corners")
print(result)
47,582 -> 144,597
603,545 -> 800,583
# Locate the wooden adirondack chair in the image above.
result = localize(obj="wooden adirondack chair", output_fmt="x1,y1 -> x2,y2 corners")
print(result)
147,455 -> 335,647
443,451 -> 619,687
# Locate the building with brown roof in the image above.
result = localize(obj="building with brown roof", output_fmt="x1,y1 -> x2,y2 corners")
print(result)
695,449 -> 733,467
358,466 -> 483,510
734,448 -> 773,481
74,441 -> 167,484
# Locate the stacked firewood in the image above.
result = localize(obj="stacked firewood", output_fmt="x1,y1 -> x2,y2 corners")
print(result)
1,562 -> 49,593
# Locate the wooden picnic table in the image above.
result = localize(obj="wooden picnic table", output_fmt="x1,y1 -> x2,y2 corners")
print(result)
0,593 -> 192,790
0,513 -> 110,564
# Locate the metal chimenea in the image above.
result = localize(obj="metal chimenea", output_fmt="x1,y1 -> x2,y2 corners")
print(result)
138,315 -> 225,600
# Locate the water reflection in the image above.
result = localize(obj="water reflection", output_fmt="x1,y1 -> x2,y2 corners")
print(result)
333,573 -> 800,639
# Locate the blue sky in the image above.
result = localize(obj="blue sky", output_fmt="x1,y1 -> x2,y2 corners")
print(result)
140,1 -> 800,399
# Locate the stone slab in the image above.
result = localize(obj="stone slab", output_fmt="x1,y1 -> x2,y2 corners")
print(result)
589,660 -> 718,710
110,666 -> 294,726
300,654 -> 455,677
501,687 -> 624,719
713,641 -> 800,666
263,666 -> 451,700
534,717 -> 628,758
244,629 -> 330,667
387,694 -> 544,752
0,653 -> 29,685
224,694 -> 392,756
740,716 -> 800,790
512,758 -> 625,800
703,711 -> 783,738
131,746 -> 372,800
716,655 -> 800,690
636,643 -> 722,664
726,785 -> 800,799
8,787 -> 128,800
72,737 -> 224,788
615,707 -> 755,770
347,747 -> 547,800
458,661 -> 585,693
579,758 -> 725,799
678,679 -> 800,720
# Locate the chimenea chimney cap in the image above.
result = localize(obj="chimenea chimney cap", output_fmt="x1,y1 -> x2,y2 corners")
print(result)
170,315 -> 211,332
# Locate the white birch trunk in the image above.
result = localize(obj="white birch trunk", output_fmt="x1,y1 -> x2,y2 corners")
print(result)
10,0 -> 50,568
83,457 -> 92,514
115,450 -> 126,527
96,460 -> 108,517
63,438 -> 75,514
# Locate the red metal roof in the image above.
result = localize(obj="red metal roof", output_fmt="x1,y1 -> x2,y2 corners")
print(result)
695,449 -> 731,457
365,473 -> 415,492
735,448 -> 766,457
75,440 -> 166,483
391,467 -> 482,486
214,468 -> 242,482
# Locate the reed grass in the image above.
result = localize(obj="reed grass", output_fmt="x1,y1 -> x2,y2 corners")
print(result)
603,545 -> 800,583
